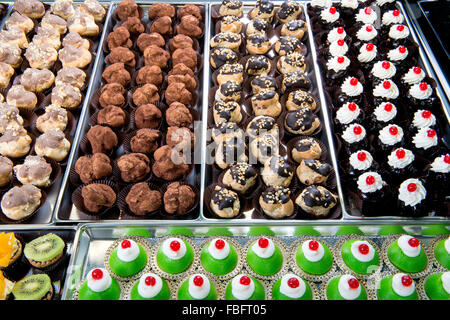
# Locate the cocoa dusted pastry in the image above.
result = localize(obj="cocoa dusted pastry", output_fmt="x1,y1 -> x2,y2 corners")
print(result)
134,104 -> 162,129
51,83 -> 82,109
169,34 -> 194,52
249,0 -> 275,22
80,0 -> 106,22
108,47 -> 136,68
291,137 -> 323,163
102,63 -> 131,87
20,68 -> 55,93
210,32 -> 241,51
13,0 -> 45,19
284,108 -> 321,135
0,43 -> 23,68
34,129 -> 71,162
245,55 -> 271,76
296,159 -> 332,186
210,185 -> 240,218
116,0 -> 140,21
166,103 -> 193,127
286,90 -> 317,111
148,3 -> 176,19
172,47 -> 198,70
210,47 -> 238,69
220,15 -> 242,34
0,104 -> 24,134
274,36 -> 304,56
261,155 -> 294,187
130,128 -> 160,154
58,44 -> 92,69
36,104 -> 68,133
245,19 -> 269,36
169,63 -> 195,78
168,73 -> 197,91
62,32 -> 90,50
251,89 -> 282,118
217,63 -> 244,85
143,45 -> 170,69
218,0 -> 243,17
137,33 -> 165,52
295,185 -> 338,218
121,16 -> 145,34
41,13 -> 67,34
117,153 -> 151,183
0,63 -> 15,88
281,19 -> 307,40
222,162 -> 258,194
176,15 -> 202,38
13,155 -> 52,187
51,0 -> 75,20
150,16 -> 173,35
0,128 -> 32,158
281,71 -> 311,92
125,182 -> 162,215
165,82 -> 192,106
246,33 -> 271,55
97,105 -> 126,128
166,126 -> 194,149
5,12 -> 34,34
163,182 -> 196,215
259,186 -> 295,218
250,75 -> 276,94
24,43 -> 58,70
179,4 -> 202,21
213,100 -> 242,125
132,84 -> 160,106
107,26 -> 132,50
55,67 -> 86,89
152,145 -> 190,181
277,0 -> 302,23
277,52 -> 307,74
212,122 -> 244,143
215,136 -> 248,169
67,10 -> 99,37
136,65 -> 163,86
75,153 -> 112,184
1,184 -> 42,220
0,156 -> 13,187
6,85 -> 37,110
81,183 -> 116,213
86,125 -> 118,154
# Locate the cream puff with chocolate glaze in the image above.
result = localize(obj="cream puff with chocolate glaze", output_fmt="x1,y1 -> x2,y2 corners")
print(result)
295,185 -> 338,218
245,55 -> 271,76
250,75 -> 276,94
0,156 -> 13,187
245,18 -> 269,36
286,90 -> 317,112
291,137 -> 322,163
274,36 -> 304,56
215,136 -> 248,170
217,63 -> 244,86
62,32 -> 90,50
1,184 -> 41,221
34,129 -> 71,162
58,44 -> 92,69
0,62 -> 14,89
210,47 -> 238,70
6,85 -> 37,110
210,32 -> 241,52
20,68 -> 55,93
261,155 -> 294,187
222,162 -> 258,194
80,0 -> 107,22
5,12 -> 34,34
246,33 -> 271,55
51,0 -> 76,20
211,122 -> 244,143
0,128 -> 32,158
0,27 -> 29,49
13,0 -> 45,19
219,0 -> 243,17
249,0 -> 275,22
281,19 -> 307,40
0,104 -> 24,134
277,0 -> 302,23
13,155 -> 52,187
32,26 -> 62,50
55,67 -> 86,89
210,185 -> 240,218
213,100 -> 243,125
296,159 -> 332,186
51,83 -> 82,109
41,13 -> 68,34
284,108 -> 321,135
249,132 -> 280,165
68,9 -> 99,37
277,52 -> 307,74
259,186 -> 294,218
282,71 -> 311,92
36,104 -> 68,133
25,43 -> 58,69
0,43 -> 23,68
251,89 -> 282,118
220,15 -> 243,34
246,115 -> 279,140
215,80 -> 242,102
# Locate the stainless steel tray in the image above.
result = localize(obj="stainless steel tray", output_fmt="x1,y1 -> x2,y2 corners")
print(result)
61,221 -> 448,300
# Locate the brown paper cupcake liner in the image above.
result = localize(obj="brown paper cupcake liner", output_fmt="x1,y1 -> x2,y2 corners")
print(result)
266,274 -> 321,301
150,235 -> 199,281
104,236 -> 152,282
72,179 -> 119,217
251,186 -> 299,221
285,135 -> 329,164
289,236 -> 337,282
293,186 -> 342,220
174,272 -> 223,301
72,275 -> 128,301
428,234 -> 449,271
116,181 -> 162,219
125,275 -> 176,300
159,181 -> 200,218
320,271 -> 376,300
203,182 -> 247,220
0,189 -> 47,224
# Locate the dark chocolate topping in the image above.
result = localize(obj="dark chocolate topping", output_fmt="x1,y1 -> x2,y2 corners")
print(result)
285,19 -> 306,31
301,186 -> 337,208
269,156 -> 293,177
256,0 -> 274,14
214,101 -> 238,121
219,81 -> 241,96
285,109 -> 317,132
229,162 -> 257,185
278,1 -> 300,19
262,186 -> 290,204
211,47 -> 238,67
252,89 -> 277,101
221,137 -> 246,163
248,116 -> 276,136
222,15 -> 240,23
283,71 -> 311,90
212,185 -> 238,209
247,33 -> 269,46
290,90 -> 314,107
219,63 -> 243,75
251,75 -> 276,90
303,159 -> 332,177
250,19 -> 269,32
212,32 -> 241,44
222,0 -> 243,10
294,138 -> 318,152
278,36 -> 301,53
246,55 -> 269,72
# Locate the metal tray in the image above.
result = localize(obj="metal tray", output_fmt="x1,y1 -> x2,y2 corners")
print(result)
0,225 -> 77,300
61,221 -> 448,300
307,1 -> 450,221
53,1 -> 206,223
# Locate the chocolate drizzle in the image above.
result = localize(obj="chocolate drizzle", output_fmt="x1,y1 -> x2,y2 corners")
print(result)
301,186 -> 337,208
211,47 -> 238,68
221,136 -> 246,163
251,75 -> 276,91
269,156 -> 293,177
285,109 -> 317,132
229,162 -> 257,185
278,1 -> 300,20
285,19 -> 306,31
219,80 -> 241,96
303,159 -> 332,176
214,101 -> 238,122
294,138 -> 319,152
289,90 -> 315,109
247,33 -> 269,46
248,116 -> 277,136
261,186 -> 291,204
253,89 -> 277,101
212,32 -> 241,44
255,0 -> 274,14
250,19 -> 269,32
222,0 -> 242,10
246,55 -> 270,73
283,71 -> 311,91
212,185 -> 238,209
219,63 -> 243,75
278,36 -> 301,53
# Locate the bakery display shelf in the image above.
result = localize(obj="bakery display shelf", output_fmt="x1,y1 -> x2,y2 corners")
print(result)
306,0 -> 450,221
61,221 -> 449,300
0,225 -> 77,300
53,1 -> 206,223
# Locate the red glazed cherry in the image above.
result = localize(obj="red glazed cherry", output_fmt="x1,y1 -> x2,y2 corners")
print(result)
389,126 -> 398,135
383,81 -> 391,89
419,82 -> 428,91
422,110 -> 431,119
366,43 -> 374,51
357,152 -> 367,161
258,237 -> 269,248
92,269 -> 103,280
145,276 -> 156,286
401,275 -> 413,287
337,39 -> 345,46
358,244 -> 370,255
364,7 -> 372,14
337,27 -> 344,34
170,240 -> 181,252
350,77 -> 358,86
329,7 -> 337,14
408,237 -> 420,248
413,67 -> 421,74
215,239 -> 225,250
337,56 -> 345,63
427,129 -> 436,138
382,61 -> 390,69
309,240 -> 319,251
240,276 -> 251,286
353,125 -> 362,135
193,275 -> 204,287
288,277 -> 300,289
348,278 -> 360,289
348,103 -> 357,111
444,154 -> 450,164
397,25 -> 405,31
393,9 -> 400,16
396,149 -> 405,159
384,103 -> 393,111
366,25 -> 373,32
399,46 -> 406,53
121,239 -> 131,249
407,183 -> 417,192
366,175 -> 376,185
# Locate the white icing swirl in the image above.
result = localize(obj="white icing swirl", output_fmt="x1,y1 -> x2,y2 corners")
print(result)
409,82 -> 433,99
231,275 -> 255,300
87,268 -> 112,292
137,273 -> 163,298
358,43 -> 377,63
301,240 -> 325,262
336,102 -> 360,124
329,40 -> 348,56
442,272 -> 450,294
382,10 -> 404,26
251,238 -> 275,258
320,7 -> 340,23
378,124 -> 403,146
326,55 -> 350,72
338,275 -> 361,300
341,0 -> 358,9
327,27 -> 346,43
402,67 -> 426,85
280,274 -> 306,298
430,154 -> 450,173
188,274 -> 211,300
373,80 -> 399,99
372,61 -> 396,79
356,24 -> 378,41
349,150 -> 373,171
311,0 -> 332,8
387,148 -> 414,169
355,8 -> 377,24
398,178 -> 426,207
350,240 -> 376,262
387,46 -> 408,61
412,110 -> 436,129
161,237 -> 186,260
341,77 -> 363,96
397,235 -> 421,257
412,127 -> 438,150
392,273 -> 415,296
357,171 -> 384,193
117,239 -> 140,262
342,124 -> 366,143
208,238 -> 230,260
373,102 -> 397,122
445,237 -> 450,254
389,24 -> 410,39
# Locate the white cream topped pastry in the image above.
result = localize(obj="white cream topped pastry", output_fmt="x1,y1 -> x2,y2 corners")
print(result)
329,39 -> 348,56
231,275 -> 255,300
373,80 -> 399,99
350,240 -> 376,262
356,24 -> 378,41
342,124 -> 366,143
441,272 -> 450,294
311,0 -> 332,8
337,275 -> 361,300
86,268 -> 112,292
402,66 -> 425,85
117,239 -> 140,262
412,127 -> 438,150
341,77 -> 363,96
208,238 -> 230,260
327,27 -> 346,43
188,274 -> 211,300
374,102 -> 397,122
378,124 -> 403,146
137,273 -> 163,298
326,55 -> 350,73
387,45 -> 408,61
398,178 -> 426,207
349,150 -> 373,171
372,61 -> 396,79
336,102 -> 360,124
280,274 -> 307,299
341,0 -> 358,9
387,148 -> 414,169
412,110 -> 436,129
251,237 -> 275,259
382,9 -> 404,26
444,237 -> 450,254
357,171 -> 384,193
392,273 -> 415,296
397,235 -> 422,257
301,239 -> 325,262
389,24 -> 410,39
358,43 -> 377,63
430,154 -> 450,173
320,7 -> 340,23
162,238 -> 187,260
355,7 -> 377,24
409,82 -> 433,100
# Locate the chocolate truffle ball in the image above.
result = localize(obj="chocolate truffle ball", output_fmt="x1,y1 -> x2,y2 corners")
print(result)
75,153 -> 112,184
152,145 -> 190,181
120,16 -> 145,34
136,65 -> 163,86
102,63 -> 131,87
148,3 -> 175,19
179,4 -> 202,21
169,34 -> 194,52
125,182 -> 161,215
172,47 -> 197,70
132,84 -> 160,106
134,104 -> 162,129
143,45 -> 170,69
81,183 -> 116,213
99,83 -> 126,108
165,82 -> 192,106
97,105 -> 126,128
163,182 -> 196,214
168,73 -> 197,91
107,26 -> 132,50
137,33 -> 165,52
150,16 -> 173,35
86,125 -> 118,154
117,153 -> 151,182
176,15 -> 202,37
108,47 -> 136,67
130,128 -> 160,154
166,126 -> 195,149
116,0 -> 140,20
169,63 -> 195,78
166,102 -> 193,127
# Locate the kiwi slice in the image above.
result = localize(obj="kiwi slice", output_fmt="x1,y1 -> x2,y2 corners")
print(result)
24,233 -> 65,262
12,274 -> 52,300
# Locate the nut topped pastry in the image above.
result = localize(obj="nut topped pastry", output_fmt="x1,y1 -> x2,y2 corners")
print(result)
20,68 -> 55,93
284,108 -> 321,135
210,185 -> 240,218
58,44 -> 92,69
25,43 -> 58,69
32,26 -> 62,50
36,104 -> 68,133
249,132 -> 280,165
249,0 -> 275,22
13,155 -> 52,187
75,153 -> 112,184
51,0 -> 76,20
13,0 -> 45,19
0,62 -> 14,89
291,137 -> 323,163
246,115 -> 279,139
251,89 -> 282,118
277,52 -> 307,74
296,159 -> 332,186
5,12 -> 34,34
217,63 -> 244,86
0,104 -> 24,134
277,0 -> 302,23
41,13 -> 68,34
62,32 -> 90,50
210,47 -> 238,69
261,155 -> 294,187
286,90 -> 316,111
215,137 -> 248,169
222,162 -> 258,194
215,80 -> 241,102
0,128 -> 32,158
274,36 -> 304,56
212,122 -> 244,143
246,33 -> 272,55
0,43 -> 23,68
210,32 -> 241,51
67,9 -> 99,37
295,185 -> 338,218
6,85 -> 37,110
0,156 -> 13,187
51,83 -> 82,109
1,184 -> 42,220
245,55 -> 271,76
259,186 -> 294,218
219,0 -> 243,17
213,100 -> 242,125
281,20 -> 307,40
246,18 -> 269,36
220,15 -> 242,34
80,0 -> 106,22
34,129 -> 71,162
0,27 -> 29,49
55,67 -> 86,89
282,71 -> 311,92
